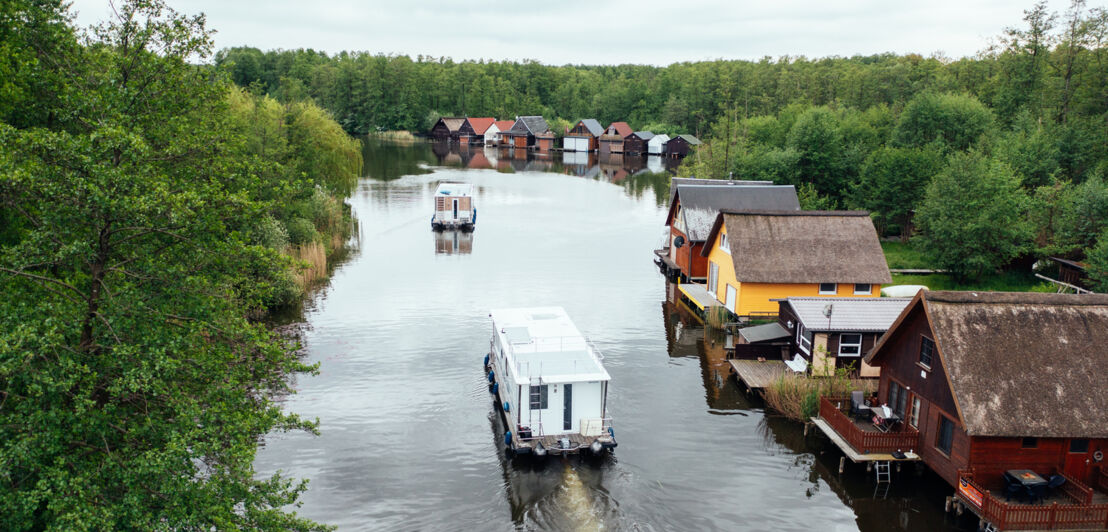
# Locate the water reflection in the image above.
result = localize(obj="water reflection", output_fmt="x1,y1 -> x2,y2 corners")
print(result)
434,230 -> 473,255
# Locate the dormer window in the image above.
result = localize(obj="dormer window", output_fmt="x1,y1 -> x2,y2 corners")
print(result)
719,232 -> 729,254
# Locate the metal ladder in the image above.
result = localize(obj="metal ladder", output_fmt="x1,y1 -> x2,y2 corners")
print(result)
875,461 -> 891,484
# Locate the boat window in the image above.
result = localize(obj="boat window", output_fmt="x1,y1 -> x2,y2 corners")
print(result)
529,385 -> 548,410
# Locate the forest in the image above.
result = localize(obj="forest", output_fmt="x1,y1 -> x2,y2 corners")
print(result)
217,1 -> 1108,288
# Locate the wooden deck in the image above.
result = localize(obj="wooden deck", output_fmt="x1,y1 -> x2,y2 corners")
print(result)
809,417 -> 921,463
728,359 -> 786,390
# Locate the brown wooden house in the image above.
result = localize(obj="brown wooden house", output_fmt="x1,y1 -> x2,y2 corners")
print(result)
458,117 -> 496,144
664,134 -> 702,158
623,131 -> 654,155
661,183 -> 799,283
431,117 -> 466,141
837,291 -> 1108,531
564,119 -> 603,152
535,130 -> 555,152
598,122 -> 632,155
498,116 -> 550,149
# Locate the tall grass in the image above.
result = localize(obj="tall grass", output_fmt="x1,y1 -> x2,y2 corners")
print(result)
762,370 -> 876,422
289,241 -> 328,290
367,130 -> 417,142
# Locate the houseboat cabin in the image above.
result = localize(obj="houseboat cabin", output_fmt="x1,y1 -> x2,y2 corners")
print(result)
486,307 -> 616,457
431,183 -> 476,231
663,183 -> 799,283
648,133 -> 671,155
852,291 -> 1108,531
598,122 -> 632,155
773,297 -> 911,376
564,119 -> 603,152
664,134 -> 701,158
625,131 -> 654,155
698,210 -> 890,320
459,117 -> 496,144
431,117 -> 466,142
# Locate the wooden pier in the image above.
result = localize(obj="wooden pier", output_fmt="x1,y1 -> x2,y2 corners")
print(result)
728,359 -> 787,392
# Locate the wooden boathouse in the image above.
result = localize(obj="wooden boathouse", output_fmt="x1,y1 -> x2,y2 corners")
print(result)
459,117 -> 496,144
564,119 -> 603,152
598,122 -> 632,155
624,131 -> 654,155
664,134 -> 701,158
499,116 -> 550,149
431,117 -> 466,142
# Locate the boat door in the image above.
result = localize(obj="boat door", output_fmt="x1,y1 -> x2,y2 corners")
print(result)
1064,439 -> 1092,483
563,384 -> 572,430
452,199 -> 458,220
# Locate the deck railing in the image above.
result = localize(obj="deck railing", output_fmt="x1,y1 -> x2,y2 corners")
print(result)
957,470 -> 1108,530
1097,467 -> 1108,493
818,396 -> 920,455
1058,470 -> 1095,505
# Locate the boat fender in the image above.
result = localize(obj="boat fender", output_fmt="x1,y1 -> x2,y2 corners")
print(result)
503,401 -> 510,412
534,443 -> 547,457
487,370 -> 494,382
504,431 -> 512,446
492,382 -> 498,395
483,354 -> 489,367
590,441 -> 603,454
608,427 -> 615,438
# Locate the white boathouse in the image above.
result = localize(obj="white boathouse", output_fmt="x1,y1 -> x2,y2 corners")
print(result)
431,183 -> 476,231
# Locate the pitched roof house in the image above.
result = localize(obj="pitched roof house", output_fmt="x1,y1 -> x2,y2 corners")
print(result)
489,120 -> 515,145
564,119 -> 604,152
459,117 -> 496,144
663,184 -> 799,283
697,211 -> 890,317
625,131 -> 655,155
499,116 -> 550,149
775,297 -> 912,377
431,117 -> 466,141
664,134 -> 702,158
599,122 -> 633,155
848,291 -> 1108,531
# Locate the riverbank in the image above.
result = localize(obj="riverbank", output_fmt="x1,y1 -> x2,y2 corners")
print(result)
881,241 -> 1052,292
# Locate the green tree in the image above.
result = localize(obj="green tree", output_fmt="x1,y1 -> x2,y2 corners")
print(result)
913,152 -> 1034,279
1085,229 -> 1108,291
892,92 -> 995,151
786,106 -> 845,198
0,1 -> 328,529
853,146 -> 943,238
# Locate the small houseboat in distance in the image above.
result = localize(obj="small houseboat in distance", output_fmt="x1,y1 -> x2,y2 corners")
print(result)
485,307 -> 616,457
431,183 -> 476,231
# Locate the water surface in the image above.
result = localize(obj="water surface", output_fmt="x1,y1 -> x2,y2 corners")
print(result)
255,141 -> 970,531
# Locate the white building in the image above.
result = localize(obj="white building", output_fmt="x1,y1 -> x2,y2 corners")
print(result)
431,183 -> 475,231
648,133 -> 670,155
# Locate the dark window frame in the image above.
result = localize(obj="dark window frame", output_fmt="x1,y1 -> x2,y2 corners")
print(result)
1022,437 -> 1039,449
1070,439 -> 1090,453
854,283 -> 872,295
937,415 -> 954,455
529,385 -> 548,410
919,336 -> 935,369
818,282 -> 837,294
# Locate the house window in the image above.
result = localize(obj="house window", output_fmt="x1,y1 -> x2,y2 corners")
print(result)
1022,437 -> 1039,449
529,385 -> 548,410
1070,439 -> 1090,453
937,415 -> 954,455
819,283 -> 837,295
919,336 -> 935,369
838,334 -> 862,357
708,262 -> 719,296
854,283 -> 872,295
909,397 -> 921,428
797,323 -> 813,354
720,232 -> 730,254
888,380 -> 908,418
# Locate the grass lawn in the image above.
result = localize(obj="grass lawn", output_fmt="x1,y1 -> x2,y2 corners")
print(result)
882,241 -> 1054,292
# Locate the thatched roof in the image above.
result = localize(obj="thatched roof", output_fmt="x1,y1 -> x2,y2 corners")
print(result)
439,117 -> 465,132
666,185 -> 799,241
875,291 -> 1108,438
703,211 -> 891,284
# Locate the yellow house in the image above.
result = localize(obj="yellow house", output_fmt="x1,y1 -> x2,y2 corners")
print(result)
700,210 -> 891,318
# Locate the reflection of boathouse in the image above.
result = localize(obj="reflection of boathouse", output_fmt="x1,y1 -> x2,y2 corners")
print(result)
434,230 -> 473,255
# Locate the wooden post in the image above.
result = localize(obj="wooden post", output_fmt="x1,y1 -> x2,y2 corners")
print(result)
1048,502 -> 1057,528
839,456 -> 845,474
955,500 -> 963,516
944,496 -> 952,513
866,461 -> 873,472
803,423 -> 809,437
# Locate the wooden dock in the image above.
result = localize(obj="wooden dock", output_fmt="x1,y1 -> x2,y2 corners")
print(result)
728,359 -> 787,391
808,417 -> 920,463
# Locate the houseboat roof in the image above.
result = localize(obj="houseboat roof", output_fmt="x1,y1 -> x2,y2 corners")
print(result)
465,117 -> 496,135
702,210 -> 892,284
780,297 -> 912,333
438,117 -> 466,132
667,184 -> 800,241
490,307 -> 610,384
571,119 -> 604,136
434,183 -> 473,197
867,291 -> 1108,438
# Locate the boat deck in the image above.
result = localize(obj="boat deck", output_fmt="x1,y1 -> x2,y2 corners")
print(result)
729,359 -> 787,391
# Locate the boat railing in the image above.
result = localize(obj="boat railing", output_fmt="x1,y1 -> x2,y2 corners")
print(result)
585,337 -> 605,361
507,336 -> 589,354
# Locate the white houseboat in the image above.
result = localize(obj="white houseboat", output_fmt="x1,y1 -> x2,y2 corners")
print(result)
485,307 -> 616,457
431,183 -> 476,231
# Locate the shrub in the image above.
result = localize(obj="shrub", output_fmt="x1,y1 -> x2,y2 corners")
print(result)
285,217 -> 318,245
253,215 -> 290,250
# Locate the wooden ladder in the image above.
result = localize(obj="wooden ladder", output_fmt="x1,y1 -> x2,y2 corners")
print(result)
875,461 -> 891,484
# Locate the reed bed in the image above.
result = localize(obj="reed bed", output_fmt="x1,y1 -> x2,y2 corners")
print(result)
289,241 -> 328,289
762,371 -> 876,422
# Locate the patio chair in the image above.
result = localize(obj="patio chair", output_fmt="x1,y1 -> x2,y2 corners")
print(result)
1003,473 -> 1023,502
850,390 -> 868,422
1046,474 -> 1066,496
1027,484 -> 1047,504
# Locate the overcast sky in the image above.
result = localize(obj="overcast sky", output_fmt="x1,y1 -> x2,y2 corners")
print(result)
68,0 -> 1088,66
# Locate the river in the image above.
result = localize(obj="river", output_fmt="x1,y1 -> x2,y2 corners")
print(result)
255,140 -> 972,531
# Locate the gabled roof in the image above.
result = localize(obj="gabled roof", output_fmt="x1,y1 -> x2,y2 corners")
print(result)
438,117 -> 465,132
570,119 -> 603,136
650,133 -> 671,144
666,185 -> 800,241
506,116 -> 549,135
631,131 -> 655,141
676,134 -> 702,145
492,120 -> 515,132
604,122 -> 632,138
666,177 -> 775,204
465,117 -> 496,135
867,291 -> 1108,438
782,297 -> 913,332
702,211 -> 891,284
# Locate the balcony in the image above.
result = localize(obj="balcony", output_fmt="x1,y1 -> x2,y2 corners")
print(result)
812,396 -> 921,460
956,468 -> 1108,531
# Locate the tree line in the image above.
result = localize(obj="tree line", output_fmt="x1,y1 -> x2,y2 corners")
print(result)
0,0 -> 357,529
